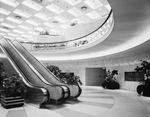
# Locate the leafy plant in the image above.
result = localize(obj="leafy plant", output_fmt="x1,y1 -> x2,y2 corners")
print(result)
2,73 -> 27,97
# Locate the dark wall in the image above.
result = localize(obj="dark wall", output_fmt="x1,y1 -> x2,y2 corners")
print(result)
0,57 -> 17,76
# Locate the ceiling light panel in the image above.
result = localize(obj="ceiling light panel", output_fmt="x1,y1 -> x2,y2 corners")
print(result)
46,3 -> 65,14
7,33 -> 18,37
65,0 -> 82,6
72,18 -> 84,24
0,18 -> 4,22
1,22 -> 15,28
105,4 -> 111,11
28,31 -> 38,35
35,27 -> 44,32
0,8 -> 11,15
44,22 -> 55,28
13,9 -> 32,18
0,28 -> 9,32
7,17 -> 23,24
84,0 -> 103,9
18,25 -> 31,30
68,7 -> 83,17
54,16 -> 68,23
60,24 -> 69,29
22,0 -> 43,11
87,11 -> 101,19
26,19 -> 40,26
0,32 -> 5,35
35,12 -> 50,21
12,29 -> 24,34
0,0 -> 19,7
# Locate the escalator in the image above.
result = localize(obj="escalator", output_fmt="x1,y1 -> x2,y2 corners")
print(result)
12,40 -> 82,99
0,38 -> 69,104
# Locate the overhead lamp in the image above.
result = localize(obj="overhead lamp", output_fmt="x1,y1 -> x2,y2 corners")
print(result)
46,3 -> 64,14
26,20 -> 39,26
8,33 -> 18,37
35,13 -> 50,21
84,0 -> 103,9
35,27 -> 44,31
0,28 -> 9,32
22,34 -> 31,38
28,31 -> 38,35
105,4 -> 111,11
0,8 -> 11,15
0,33 -> 5,35
12,29 -> 24,34
22,0 -> 43,11
60,24 -> 69,29
13,9 -> 32,18
54,16 -> 68,23
44,22 -> 55,28
65,0 -> 82,6
68,7 -> 83,17
81,6 -> 88,11
0,0 -> 19,7
18,25 -> 31,30
7,17 -> 23,24
87,11 -> 101,19
0,18 -> 4,22
1,22 -> 15,28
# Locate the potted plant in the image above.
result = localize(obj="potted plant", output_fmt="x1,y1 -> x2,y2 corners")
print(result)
135,60 -> 150,96
102,70 -> 120,89
1,72 -> 27,108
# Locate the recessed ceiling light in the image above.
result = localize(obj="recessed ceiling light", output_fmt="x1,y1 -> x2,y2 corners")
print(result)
0,28 -> 9,32
0,33 -> 5,35
12,29 -> 24,34
46,3 -> 64,14
35,13 -> 50,21
44,22 -> 55,28
13,9 -> 32,18
105,4 -> 111,11
54,16 -> 68,23
65,0 -> 82,6
22,0 -> 43,11
84,0 -> 103,9
0,0 -> 19,7
87,11 -> 101,19
7,17 -> 23,24
60,24 -> 69,29
18,25 -> 31,30
0,18 -> 4,22
1,23 -> 15,29
8,33 -> 18,37
0,8 -> 11,15
68,7 -> 83,17
81,6 -> 88,11
26,19 -> 40,26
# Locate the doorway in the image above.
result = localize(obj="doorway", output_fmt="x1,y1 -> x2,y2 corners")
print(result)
85,67 -> 106,86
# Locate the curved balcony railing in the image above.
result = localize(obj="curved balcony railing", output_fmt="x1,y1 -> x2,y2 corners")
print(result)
21,10 -> 114,51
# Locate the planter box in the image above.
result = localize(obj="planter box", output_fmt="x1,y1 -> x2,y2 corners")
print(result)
1,95 -> 24,109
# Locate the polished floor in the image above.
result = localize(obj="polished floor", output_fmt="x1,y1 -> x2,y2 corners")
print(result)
1,86 -> 150,117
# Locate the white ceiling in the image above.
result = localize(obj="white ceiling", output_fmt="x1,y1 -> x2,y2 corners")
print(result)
0,0 -> 150,61
0,0 -> 111,42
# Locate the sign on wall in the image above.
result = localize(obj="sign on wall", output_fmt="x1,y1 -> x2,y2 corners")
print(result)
125,72 -> 145,81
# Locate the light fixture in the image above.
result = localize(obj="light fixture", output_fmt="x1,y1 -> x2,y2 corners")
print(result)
0,18 -> 4,22
0,0 -> 19,7
1,23 -> 15,29
12,29 -> 24,34
81,6 -> 88,11
46,3 -> 64,14
7,17 -> 23,24
87,11 -> 101,19
35,27 -> 44,31
65,0 -> 82,6
0,28 -> 9,32
0,8 -> 11,15
13,9 -> 32,18
26,20 -> 39,26
18,25 -> 31,30
28,31 -> 38,35
22,0 -> 43,11
44,22 -> 55,28
54,16 -> 68,23
68,7 -> 83,17
35,13 -> 50,21
84,0 -> 103,9
8,33 -> 18,37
